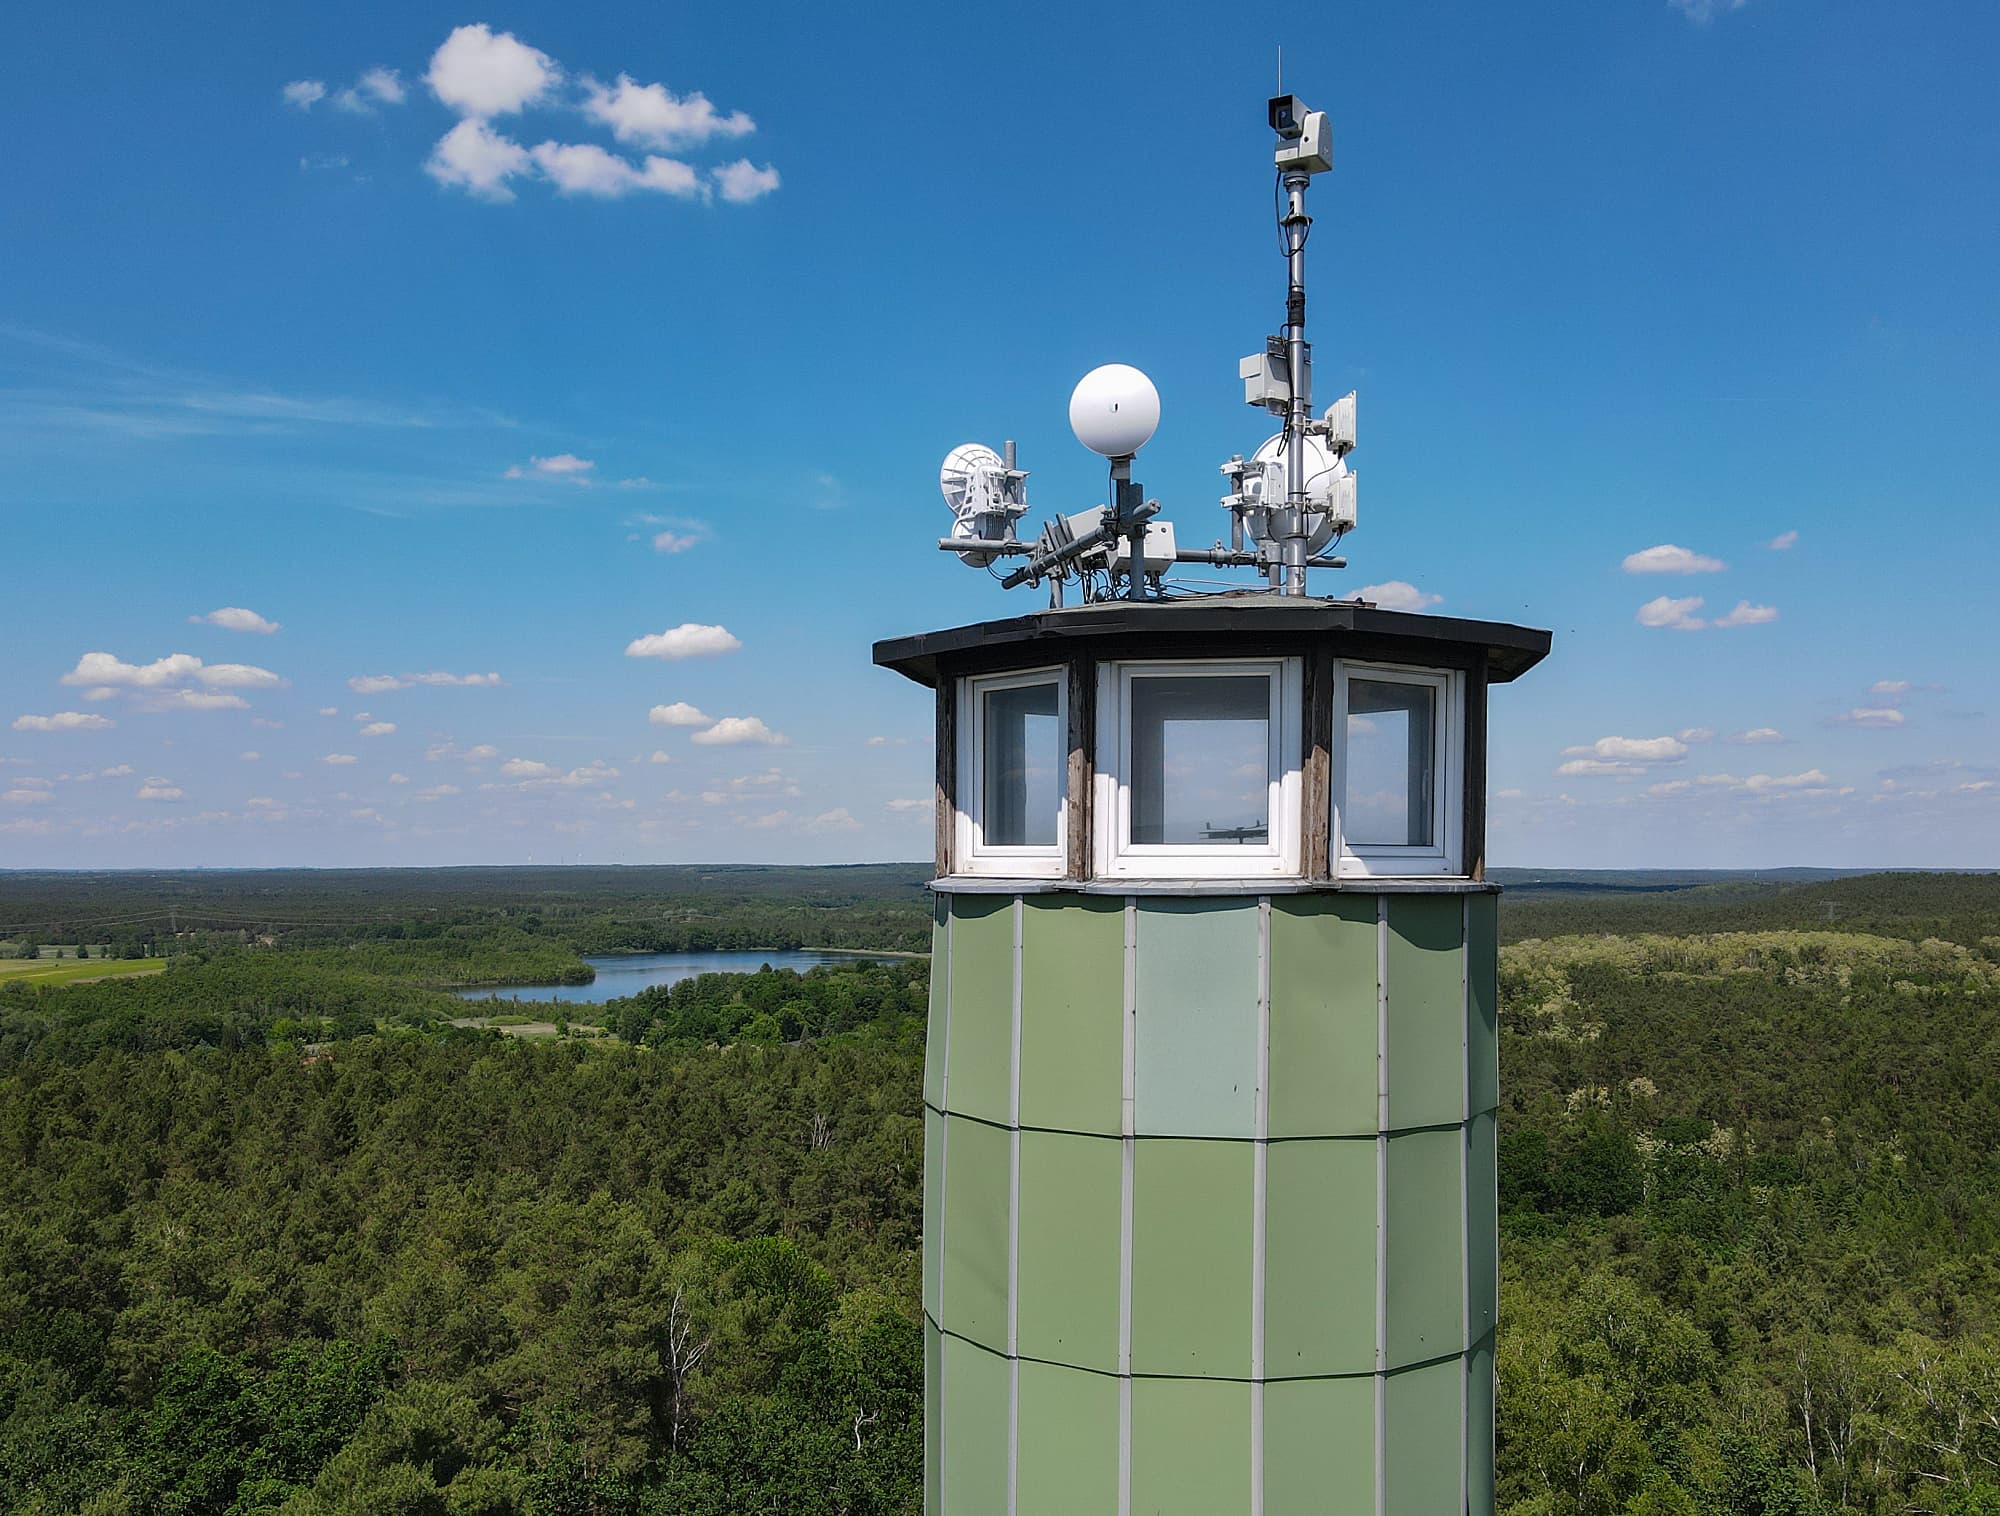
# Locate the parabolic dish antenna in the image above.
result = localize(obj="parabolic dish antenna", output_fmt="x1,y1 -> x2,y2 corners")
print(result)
1068,364 -> 1161,457
939,443 -> 1006,515
1241,430 -> 1353,553
939,442 -> 1015,568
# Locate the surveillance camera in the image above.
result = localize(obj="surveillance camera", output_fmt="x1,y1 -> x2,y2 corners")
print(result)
1268,94 -> 1307,141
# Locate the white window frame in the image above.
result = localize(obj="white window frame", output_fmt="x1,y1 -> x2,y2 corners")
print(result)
1334,661 -> 1464,878
955,667 -> 1069,879
1094,657 -> 1303,880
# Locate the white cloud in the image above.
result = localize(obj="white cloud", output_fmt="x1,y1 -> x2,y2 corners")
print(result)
323,753 -> 358,765
626,624 -> 741,660
652,531 -> 703,554
1353,580 -> 1442,613
347,671 -> 504,693
190,606 -> 280,634
13,712 -> 115,732
197,662 -> 284,688
1697,769 -> 1837,793
688,716 -> 787,747
1713,600 -> 1778,627
147,690 -> 250,713
581,75 -> 755,147
282,80 -> 327,110
417,784 -> 461,799
529,141 -> 705,199
319,707 -> 340,717
98,765 -> 134,778
886,797 -> 929,814
713,160 -> 780,204
505,452 -> 594,479
1648,780 -> 1693,796
389,772 -> 410,784
1677,727 -> 1715,743
335,66 -> 406,112
1637,595 -> 1707,631
1869,680 -> 1911,698
649,702 -> 714,728
240,751 -> 261,761
806,807 -> 860,833
426,119 -> 532,201
500,758 -> 556,779
1768,530 -> 1798,550
360,722 -> 397,738
60,651 -> 281,691
1834,708 -> 1906,729
2,788 -> 54,805
1556,758 -> 1647,777
1728,728 -> 1787,745
1622,544 -> 1725,575
867,735 -> 912,747
1563,735 -> 1690,763
136,778 -> 185,802
646,750 -> 673,764
1669,0 -> 1749,22
427,23 -> 557,117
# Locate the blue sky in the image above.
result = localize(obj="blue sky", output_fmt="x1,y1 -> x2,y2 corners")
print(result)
1,0 -> 1993,869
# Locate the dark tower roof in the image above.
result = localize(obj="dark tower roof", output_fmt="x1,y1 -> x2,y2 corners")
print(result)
874,593 -> 1552,687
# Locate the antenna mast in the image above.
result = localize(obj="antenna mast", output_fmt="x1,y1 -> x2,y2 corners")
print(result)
932,89 -> 1356,603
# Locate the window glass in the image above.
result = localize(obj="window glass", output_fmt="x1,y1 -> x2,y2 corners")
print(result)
1345,679 -> 1436,847
1128,675 -> 1270,846
980,682 -> 1061,847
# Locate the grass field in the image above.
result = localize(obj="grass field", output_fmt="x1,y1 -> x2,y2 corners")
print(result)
0,958 -> 167,989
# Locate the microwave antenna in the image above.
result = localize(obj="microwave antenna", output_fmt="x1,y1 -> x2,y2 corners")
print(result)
934,93 -> 1356,602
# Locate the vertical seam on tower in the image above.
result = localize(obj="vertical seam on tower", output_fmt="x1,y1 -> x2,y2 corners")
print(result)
1375,894 -> 1390,1516
937,903 -> 952,1506
1460,894 -> 1471,1516
1251,896 -> 1272,1516
1118,896 -> 1137,1516
1008,896 -> 1024,1516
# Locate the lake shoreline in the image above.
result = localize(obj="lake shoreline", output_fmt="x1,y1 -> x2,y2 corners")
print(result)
454,947 -> 918,1004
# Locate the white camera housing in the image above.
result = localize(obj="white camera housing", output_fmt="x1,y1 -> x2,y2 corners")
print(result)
1275,110 -> 1332,174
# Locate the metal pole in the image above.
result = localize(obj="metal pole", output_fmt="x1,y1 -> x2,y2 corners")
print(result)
1281,169 -> 1313,597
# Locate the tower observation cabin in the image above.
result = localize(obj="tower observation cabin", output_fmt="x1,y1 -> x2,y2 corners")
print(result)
875,95 -> 1551,1516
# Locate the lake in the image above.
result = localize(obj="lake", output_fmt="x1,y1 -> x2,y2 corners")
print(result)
455,949 -> 908,1005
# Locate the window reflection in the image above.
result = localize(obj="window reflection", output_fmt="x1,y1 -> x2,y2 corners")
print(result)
1128,675 -> 1271,846
981,682 -> 1061,846
1345,679 -> 1436,847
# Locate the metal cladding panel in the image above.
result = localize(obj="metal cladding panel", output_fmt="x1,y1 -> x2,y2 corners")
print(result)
1384,1356 -> 1465,1516
1262,1137 -> 1379,1376
1467,1332 -> 1497,1516
1130,1376 -> 1253,1516
1467,892 -> 1500,1117
1385,894 -> 1466,1133
1018,896 -> 1124,1136
1016,1129 -> 1123,1373
944,895 -> 1014,1126
940,1113 -> 1012,1354
1467,1110 -> 1500,1345
924,894 -> 950,1110
1385,1127 -> 1466,1369
1134,899 -> 1261,1139
924,1319 -> 943,1516
940,1331 -> 1011,1516
1015,1358 -> 1121,1516
922,1106 -> 945,1323
1130,1137 -> 1255,1378
1267,895 -> 1380,1138
1263,1375 -> 1377,1515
